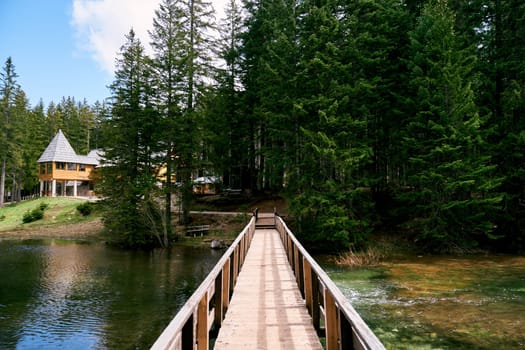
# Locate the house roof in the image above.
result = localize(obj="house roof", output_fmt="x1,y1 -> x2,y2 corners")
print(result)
37,129 -> 99,165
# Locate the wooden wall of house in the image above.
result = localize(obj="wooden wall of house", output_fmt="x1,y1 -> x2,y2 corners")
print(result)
38,162 -> 96,182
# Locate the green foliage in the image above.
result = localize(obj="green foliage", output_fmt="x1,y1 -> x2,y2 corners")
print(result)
290,186 -> 373,252
397,0 -> 503,250
22,207 -> 44,223
76,202 -> 92,216
100,30 -> 167,248
23,200 -> 50,223
2,0 -> 525,252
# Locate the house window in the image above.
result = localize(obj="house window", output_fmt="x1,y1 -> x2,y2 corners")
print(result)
68,163 -> 77,171
47,163 -> 52,173
56,162 -> 65,170
79,164 -> 86,172
40,164 -> 46,174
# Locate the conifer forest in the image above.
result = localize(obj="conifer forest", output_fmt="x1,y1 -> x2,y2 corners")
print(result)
1,0 -> 524,252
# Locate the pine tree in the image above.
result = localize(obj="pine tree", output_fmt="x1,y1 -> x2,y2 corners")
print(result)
283,0 -> 374,249
208,0 -> 247,189
241,0 -> 300,190
402,0 -> 501,250
8,89 -> 31,202
470,0 -> 525,249
100,29 -> 165,247
0,57 -> 19,206
150,0 -> 216,225
22,101 -> 48,195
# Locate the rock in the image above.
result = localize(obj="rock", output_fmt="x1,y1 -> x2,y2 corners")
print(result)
211,239 -> 225,249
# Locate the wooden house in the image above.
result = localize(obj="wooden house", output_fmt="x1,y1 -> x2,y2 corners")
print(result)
37,130 -> 101,197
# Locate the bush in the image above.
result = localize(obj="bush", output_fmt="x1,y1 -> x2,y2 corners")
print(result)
23,208 -> 44,223
76,202 -> 93,216
39,202 -> 49,211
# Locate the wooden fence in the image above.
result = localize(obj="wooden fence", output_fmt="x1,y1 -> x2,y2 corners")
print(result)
150,215 -> 256,350
276,216 -> 386,350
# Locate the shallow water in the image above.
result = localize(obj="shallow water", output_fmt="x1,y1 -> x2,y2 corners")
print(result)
0,239 -> 222,349
322,255 -> 525,349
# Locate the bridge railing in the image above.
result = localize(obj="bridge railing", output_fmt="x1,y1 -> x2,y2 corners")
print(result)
150,215 -> 256,350
275,216 -> 386,350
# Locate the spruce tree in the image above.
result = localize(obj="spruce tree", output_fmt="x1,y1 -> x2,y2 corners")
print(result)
286,0 -> 374,249
150,0 -> 216,225
241,0 -> 300,190
403,0 -> 501,250
101,29 -> 164,247
0,57 -> 19,206
206,0 -> 247,188
475,0 -> 525,249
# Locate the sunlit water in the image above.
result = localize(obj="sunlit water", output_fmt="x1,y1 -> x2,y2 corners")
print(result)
0,239 -> 222,349
321,255 -> 525,350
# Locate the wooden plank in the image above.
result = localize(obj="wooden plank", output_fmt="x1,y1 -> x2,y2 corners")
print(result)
232,246 -> 239,285
324,290 -> 339,350
303,258 -> 313,316
214,229 -> 323,350
222,259 -> 230,315
197,294 -> 208,350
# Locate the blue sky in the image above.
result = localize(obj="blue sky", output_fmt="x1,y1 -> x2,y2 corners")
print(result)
0,0 -> 227,108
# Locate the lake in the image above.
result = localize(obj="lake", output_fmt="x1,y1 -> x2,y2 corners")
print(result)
2,239 -> 524,349
0,239 -> 221,349
322,255 -> 525,349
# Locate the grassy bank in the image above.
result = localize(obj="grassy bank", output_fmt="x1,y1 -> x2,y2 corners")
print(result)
0,197 -> 101,233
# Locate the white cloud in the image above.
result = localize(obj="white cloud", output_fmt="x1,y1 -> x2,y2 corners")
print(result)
71,0 -> 160,74
71,0 -> 228,75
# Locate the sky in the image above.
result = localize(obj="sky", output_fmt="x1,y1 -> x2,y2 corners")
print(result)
0,0 -> 227,108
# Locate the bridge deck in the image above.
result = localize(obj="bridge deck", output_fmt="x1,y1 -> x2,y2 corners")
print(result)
214,228 -> 323,350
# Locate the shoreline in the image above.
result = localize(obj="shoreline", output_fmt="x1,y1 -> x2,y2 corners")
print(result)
0,218 -> 104,241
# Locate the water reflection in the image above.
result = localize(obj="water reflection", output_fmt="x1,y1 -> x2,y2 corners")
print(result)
322,255 -> 525,350
0,240 -> 221,349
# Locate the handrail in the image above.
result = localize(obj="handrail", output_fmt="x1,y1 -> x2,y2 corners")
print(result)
275,216 -> 386,350
150,215 -> 256,350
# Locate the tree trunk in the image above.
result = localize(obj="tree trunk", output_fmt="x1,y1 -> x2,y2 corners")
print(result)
165,143 -> 172,236
0,157 -> 5,207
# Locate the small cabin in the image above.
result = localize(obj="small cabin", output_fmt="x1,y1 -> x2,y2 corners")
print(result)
37,130 -> 101,197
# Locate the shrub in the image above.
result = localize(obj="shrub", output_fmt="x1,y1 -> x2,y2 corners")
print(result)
76,202 -> 93,216
23,208 -> 44,223
335,247 -> 384,267
39,202 -> 49,211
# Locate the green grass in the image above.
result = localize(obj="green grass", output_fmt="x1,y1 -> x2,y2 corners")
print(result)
0,197 -> 100,231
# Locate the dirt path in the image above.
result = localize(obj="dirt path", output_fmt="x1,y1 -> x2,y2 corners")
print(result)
0,219 -> 104,240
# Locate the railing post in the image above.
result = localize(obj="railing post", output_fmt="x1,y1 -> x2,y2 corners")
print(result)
312,270 -> 321,332
303,258 -> 313,316
181,314 -> 193,350
222,258 -> 230,312
339,310 -> 353,350
324,290 -> 339,350
214,271 -> 224,327
197,293 -> 208,350
294,245 -> 304,296
232,246 -> 239,286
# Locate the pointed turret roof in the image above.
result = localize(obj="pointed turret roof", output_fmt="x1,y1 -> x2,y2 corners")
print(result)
37,130 -> 98,165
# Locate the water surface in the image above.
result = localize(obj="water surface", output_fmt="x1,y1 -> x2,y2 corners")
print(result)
322,255 -> 525,349
0,239 -> 221,349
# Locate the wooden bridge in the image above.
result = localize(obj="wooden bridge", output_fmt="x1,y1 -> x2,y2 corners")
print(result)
151,211 -> 385,350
